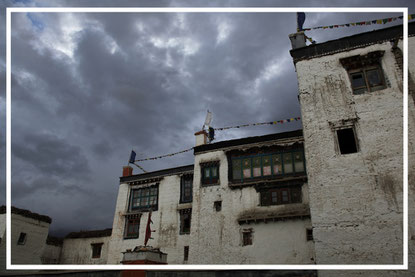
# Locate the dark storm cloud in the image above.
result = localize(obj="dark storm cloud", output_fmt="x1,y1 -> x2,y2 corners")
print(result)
12,132 -> 90,179
2,0 -> 414,237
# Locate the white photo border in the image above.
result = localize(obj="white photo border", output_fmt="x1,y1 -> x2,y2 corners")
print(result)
6,6 -> 409,271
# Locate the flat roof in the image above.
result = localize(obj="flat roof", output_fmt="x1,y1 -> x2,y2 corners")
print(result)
194,129 -> 303,154
65,228 -> 112,239
121,130 -> 304,183
0,206 -> 52,224
120,164 -> 194,183
290,22 -> 415,63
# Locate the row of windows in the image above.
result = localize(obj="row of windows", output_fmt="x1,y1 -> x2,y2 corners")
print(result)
231,151 -> 305,181
124,209 -> 192,239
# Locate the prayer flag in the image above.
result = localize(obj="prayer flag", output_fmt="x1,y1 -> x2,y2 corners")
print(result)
129,150 -> 136,163
297,12 -> 306,31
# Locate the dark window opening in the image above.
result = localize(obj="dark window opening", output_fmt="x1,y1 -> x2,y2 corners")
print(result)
129,185 -> 158,211
124,214 -> 140,239
214,201 -> 222,212
306,228 -> 313,241
184,246 -> 189,261
261,186 -> 302,206
180,175 -> 193,203
201,163 -> 219,186
180,209 -> 192,235
17,232 -> 26,245
242,229 -> 253,246
91,243 -> 103,258
337,128 -> 358,154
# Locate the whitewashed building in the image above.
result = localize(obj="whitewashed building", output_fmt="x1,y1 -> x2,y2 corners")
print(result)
289,21 -> 415,275
108,130 -> 315,264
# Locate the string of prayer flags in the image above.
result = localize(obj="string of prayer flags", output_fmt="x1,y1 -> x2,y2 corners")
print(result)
132,116 -> 301,162
133,147 -> 195,162
214,117 -> 301,131
302,14 -> 414,31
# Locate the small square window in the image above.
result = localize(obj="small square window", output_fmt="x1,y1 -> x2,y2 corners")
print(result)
180,209 -> 192,235
340,51 -> 386,95
242,229 -> 253,246
201,162 -> 219,186
17,232 -> 26,245
214,201 -> 222,212
306,228 -> 313,241
91,243 -> 103,258
184,246 -> 189,261
337,128 -> 358,154
124,215 -> 140,239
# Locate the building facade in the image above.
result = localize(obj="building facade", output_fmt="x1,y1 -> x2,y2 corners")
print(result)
108,130 -> 315,265
290,22 -> 415,275
1,21 -> 413,277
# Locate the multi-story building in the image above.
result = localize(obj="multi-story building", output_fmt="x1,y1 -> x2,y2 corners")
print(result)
289,21 -> 415,275
108,130 -> 315,264
2,20 -> 413,277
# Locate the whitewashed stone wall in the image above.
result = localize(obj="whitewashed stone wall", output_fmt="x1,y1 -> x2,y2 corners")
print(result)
295,37 -> 414,276
10,214 -> 50,264
60,235 -> 111,264
189,149 -> 314,264
107,175 -> 192,264
41,243 -> 62,264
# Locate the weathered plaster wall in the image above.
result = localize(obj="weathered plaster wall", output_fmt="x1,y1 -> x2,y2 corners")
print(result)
41,243 -> 62,264
60,235 -> 111,264
295,39 -> 410,271
107,175 -> 192,264
0,214 -> 5,241
10,214 -> 50,264
189,149 -> 314,264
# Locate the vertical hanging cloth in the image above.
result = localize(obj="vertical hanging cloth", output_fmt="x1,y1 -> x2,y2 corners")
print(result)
297,12 -> 306,32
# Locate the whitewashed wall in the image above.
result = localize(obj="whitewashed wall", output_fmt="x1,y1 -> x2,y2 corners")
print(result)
10,214 -> 49,264
107,175 -> 192,264
295,37 -> 414,275
41,243 -> 62,264
189,149 -> 314,264
60,235 -> 111,264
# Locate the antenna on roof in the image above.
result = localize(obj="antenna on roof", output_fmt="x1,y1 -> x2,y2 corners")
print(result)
202,110 -> 212,130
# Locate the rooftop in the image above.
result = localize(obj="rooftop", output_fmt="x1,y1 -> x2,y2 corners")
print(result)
0,206 -> 52,224
194,129 -> 303,154
65,228 -> 112,239
290,22 -> 415,62
121,129 -> 304,183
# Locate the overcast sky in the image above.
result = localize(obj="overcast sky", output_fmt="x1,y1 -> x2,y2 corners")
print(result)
1,0 -> 414,237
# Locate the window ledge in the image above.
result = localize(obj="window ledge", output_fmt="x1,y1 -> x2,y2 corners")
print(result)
229,176 -> 307,189
238,204 -> 310,225
177,203 -> 192,210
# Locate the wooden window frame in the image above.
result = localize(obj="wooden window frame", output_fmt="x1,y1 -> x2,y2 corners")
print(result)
348,65 -> 386,95
91,243 -> 103,259
124,214 -> 141,239
180,175 -> 193,203
201,162 -> 219,186
179,208 -> 192,235
260,186 -> 302,206
242,229 -> 253,246
17,232 -> 26,245
129,184 -> 159,212
231,150 -> 305,183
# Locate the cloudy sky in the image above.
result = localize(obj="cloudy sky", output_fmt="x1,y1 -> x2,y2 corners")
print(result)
1,0 -> 414,237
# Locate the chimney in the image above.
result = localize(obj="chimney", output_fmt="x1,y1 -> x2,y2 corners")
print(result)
194,130 -> 207,146
123,166 -> 133,177
289,32 -> 306,49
